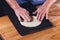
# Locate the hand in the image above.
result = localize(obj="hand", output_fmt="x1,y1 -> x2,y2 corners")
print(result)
33,0 -> 57,21
33,4 -> 49,21
14,8 -> 31,22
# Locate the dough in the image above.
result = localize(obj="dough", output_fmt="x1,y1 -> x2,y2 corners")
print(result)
20,16 -> 42,27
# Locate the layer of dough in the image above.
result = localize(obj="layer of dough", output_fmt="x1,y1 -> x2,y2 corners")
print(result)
20,16 -> 42,27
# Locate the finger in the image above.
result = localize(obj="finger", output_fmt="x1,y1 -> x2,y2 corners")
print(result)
25,11 -> 31,21
15,13 -> 21,21
20,13 -> 27,22
26,10 -> 29,15
24,14 -> 31,22
36,7 -> 44,21
37,12 -> 42,21
33,10 -> 37,14
33,12 -> 35,14
36,9 -> 42,21
24,9 -> 30,15
17,16 -> 21,21
46,11 -> 48,19
36,11 -> 39,20
41,12 -> 46,21
40,6 -> 48,21
22,12 -> 31,22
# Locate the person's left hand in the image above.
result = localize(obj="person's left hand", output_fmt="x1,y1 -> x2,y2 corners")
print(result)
33,4 -> 49,21
33,0 -> 57,21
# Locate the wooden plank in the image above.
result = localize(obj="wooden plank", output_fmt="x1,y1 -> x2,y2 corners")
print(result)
0,16 -> 22,40
0,16 -> 60,40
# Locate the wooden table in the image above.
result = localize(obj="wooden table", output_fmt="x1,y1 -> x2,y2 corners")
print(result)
0,16 -> 60,40
0,1 -> 60,40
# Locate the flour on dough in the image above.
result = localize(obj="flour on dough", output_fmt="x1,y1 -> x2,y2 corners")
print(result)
20,16 -> 42,27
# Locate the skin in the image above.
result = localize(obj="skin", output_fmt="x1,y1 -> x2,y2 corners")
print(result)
34,0 -> 57,21
6,0 -> 31,22
6,0 -> 57,22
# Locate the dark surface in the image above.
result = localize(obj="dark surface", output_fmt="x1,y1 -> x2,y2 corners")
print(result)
1,0 -> 53,36
0,36 -> 3,40
0,0 -> 6,17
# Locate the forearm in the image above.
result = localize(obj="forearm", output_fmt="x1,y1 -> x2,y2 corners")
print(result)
6,0 -> 22,11
43,0 -> 57,8
46,0 -> 57,6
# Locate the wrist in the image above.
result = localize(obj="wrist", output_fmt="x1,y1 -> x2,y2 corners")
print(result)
13,7 -> 22,11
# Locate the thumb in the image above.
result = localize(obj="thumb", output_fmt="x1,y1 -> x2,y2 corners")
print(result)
17,15 -> 21,21
33,10 -> 37,14
15,13 -> 21,21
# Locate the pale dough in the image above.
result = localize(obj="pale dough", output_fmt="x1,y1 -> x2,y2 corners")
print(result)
20,16 -> 42,27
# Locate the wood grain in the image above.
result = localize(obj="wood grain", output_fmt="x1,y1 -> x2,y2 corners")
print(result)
0,16 -> 22,40
0,16 -> 60,40
48,4 -> 60,16
0,0 -> 60,40
48,0 -> 60,16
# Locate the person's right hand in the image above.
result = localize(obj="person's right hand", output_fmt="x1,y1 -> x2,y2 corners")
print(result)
14,7 -> 31,22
